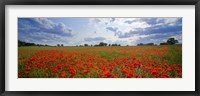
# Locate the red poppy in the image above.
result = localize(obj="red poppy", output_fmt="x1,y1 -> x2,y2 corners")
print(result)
151,70 -> 159,77
60,71 -> 67,78
122,69 -> 129,74
161,74 -> 170,78
19,46 -> 182,78
103,71 -> 112,77
26,66 -> 31,71
84,69 -> 90,74
53,68 -> 59,73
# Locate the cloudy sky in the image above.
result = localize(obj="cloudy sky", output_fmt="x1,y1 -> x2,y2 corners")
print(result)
18,17 -> 182,46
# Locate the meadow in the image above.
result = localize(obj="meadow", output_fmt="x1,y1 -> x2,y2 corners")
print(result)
18,45 -> 182,78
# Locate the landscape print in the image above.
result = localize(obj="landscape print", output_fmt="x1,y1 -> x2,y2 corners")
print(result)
18,17 -> 182,78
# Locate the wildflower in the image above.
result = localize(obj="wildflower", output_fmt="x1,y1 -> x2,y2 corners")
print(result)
60,71 -> 67,78
53,68 -> 59,73
161,74 -> 170,78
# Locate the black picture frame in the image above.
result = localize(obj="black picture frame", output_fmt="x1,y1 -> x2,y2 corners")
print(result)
0,0 -> 200,96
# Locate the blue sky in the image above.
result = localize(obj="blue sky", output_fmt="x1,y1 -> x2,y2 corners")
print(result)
18,17 -> 182,46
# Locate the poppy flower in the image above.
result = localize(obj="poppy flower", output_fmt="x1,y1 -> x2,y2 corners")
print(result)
60,71 -> 67,78
53,68 -> 59,73
161,74 -> 170,78
103,71 -> 112,77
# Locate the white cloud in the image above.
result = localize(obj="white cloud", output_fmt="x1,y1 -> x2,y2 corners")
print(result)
33,18 -> 55,29
19,18 -> 182,46
19,18 -> 73,36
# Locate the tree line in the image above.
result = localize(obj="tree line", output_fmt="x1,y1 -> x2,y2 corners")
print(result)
137,38 -> 179,46
79,42 -> 121,47
19,38 -> 179,47
160,38 -> 179,45
18,40 -> 50,47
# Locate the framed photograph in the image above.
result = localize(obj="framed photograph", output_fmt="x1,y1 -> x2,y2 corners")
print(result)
0,0 -> 199,95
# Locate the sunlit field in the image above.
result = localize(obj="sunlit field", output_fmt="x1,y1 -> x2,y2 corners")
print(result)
18,45 -> 182,78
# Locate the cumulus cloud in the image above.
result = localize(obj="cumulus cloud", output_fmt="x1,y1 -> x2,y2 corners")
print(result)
132,32 -> 182,45
18,18 -> 73,36
117,18 -> 182,39
91,18 -> 101,24
18,31 -> 69,45
84,37 -> 106,42
88,17 -> 182,45
33,18 -> 55,29
110,18 -> 115,23
124,20 -> 135,24
106,27 -> 118,32
18,18 -> 75,45
18,17 -> 182,46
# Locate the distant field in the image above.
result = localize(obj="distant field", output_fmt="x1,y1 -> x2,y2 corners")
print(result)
18,45 -> 182,78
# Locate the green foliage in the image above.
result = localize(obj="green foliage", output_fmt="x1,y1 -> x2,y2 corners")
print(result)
18,40 -> 49,47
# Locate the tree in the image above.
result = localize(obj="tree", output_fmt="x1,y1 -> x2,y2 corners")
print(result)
111,44 -> 118,46
57,44 -> 60,47
99,42 -> 107,46
160,38 -> 179,45
18,40 -> 25,47
99,42 -> 105,46
175,40 -> 178,43
137,43 -> 143,46
104,43 -> 108,46
18,40 -> 51,47
61,44 -> 64,46
18,40 -> 36,47
167,38 -> 178,45
84,44 -> 88,46
160,42 -> 168,45
108,44 -> 111,46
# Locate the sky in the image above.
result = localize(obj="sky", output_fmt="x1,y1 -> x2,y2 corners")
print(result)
18,17 -> 182,46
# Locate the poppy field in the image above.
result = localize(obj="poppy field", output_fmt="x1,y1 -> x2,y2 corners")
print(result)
18,45 -> 182,78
